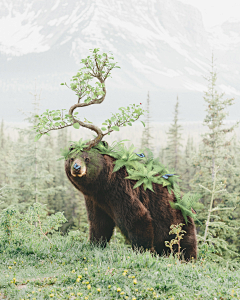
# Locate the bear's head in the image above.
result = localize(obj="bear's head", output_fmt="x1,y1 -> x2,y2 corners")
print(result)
64,141 -> 112,193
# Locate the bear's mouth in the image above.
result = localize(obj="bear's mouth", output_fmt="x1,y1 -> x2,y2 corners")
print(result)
71,166 -> 87,177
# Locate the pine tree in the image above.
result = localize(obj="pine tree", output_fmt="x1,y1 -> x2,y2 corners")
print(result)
141,92 -> 154,152
191,55 -> 240,261
180,135 -> 196,192
0,119 -> 4,149
0,119 -> 6,185
1,91 -> 64,211
165,96 -> 183,172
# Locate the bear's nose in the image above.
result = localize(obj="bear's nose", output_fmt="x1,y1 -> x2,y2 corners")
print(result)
73,163 -> 81,172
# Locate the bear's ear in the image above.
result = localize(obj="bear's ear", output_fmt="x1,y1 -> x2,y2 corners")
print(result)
101,141 -> 108,148
69,144 -> 74,151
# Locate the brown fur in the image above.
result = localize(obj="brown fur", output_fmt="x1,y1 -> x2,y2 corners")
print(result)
65,151 -> 197,260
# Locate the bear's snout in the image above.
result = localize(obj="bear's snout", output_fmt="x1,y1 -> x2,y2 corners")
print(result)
71,159 -> 87,177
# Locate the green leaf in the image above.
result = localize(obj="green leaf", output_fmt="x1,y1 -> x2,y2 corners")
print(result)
112,126 -> 119,131
141,121 -> 145,127
133,179 -> 145,189
34,134 -> 42,142
73,123 -> 80,129
128,122 -> 132,126
101,127 -> 107,131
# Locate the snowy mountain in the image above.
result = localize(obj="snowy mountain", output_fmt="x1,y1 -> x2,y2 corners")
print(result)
0,0 -> 239,123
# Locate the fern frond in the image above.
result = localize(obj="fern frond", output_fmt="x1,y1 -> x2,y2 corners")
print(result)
171,192 -> 202,224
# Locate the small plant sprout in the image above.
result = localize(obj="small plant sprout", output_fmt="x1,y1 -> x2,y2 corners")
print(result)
165,223 -> 186,260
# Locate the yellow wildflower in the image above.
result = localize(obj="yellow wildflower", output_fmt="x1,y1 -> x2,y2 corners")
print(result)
97,288 -> 101,292
108,285 -> 111,288
87,284 -> 91,289
76,278 -> 80,283
8,266 -> 12,269
120,291 -> 125,295
71,269 -> 75,273
38,289 -> 41,292
70,293 -> 74,296
117,288 -> 121,292
49,294 -> 54,298
84,268 -> 88,271
14,261 -> 16,264
78,275 -> 82,278
77,292 -> 82,296
133,279 -> 137,285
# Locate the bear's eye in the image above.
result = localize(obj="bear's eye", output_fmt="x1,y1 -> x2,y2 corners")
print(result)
70,158 -> 74,162
85,157 -> 90,163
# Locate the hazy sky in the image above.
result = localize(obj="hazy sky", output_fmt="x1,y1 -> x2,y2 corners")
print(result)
179,0 -> 239,29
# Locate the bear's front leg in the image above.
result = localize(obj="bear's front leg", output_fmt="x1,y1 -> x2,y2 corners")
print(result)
85,196 -> 115,247
116,197 -> 154,252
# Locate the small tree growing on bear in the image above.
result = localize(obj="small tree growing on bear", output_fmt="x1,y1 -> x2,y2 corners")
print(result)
34,48 -> 146,146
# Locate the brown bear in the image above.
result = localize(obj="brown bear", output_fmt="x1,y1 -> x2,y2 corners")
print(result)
65,146 -> 197,260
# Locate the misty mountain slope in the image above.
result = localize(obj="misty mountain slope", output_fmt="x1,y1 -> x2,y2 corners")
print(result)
0,0 -> 239,123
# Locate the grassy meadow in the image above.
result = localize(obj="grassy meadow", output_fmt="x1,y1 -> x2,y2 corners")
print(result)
1,234 -> 240,300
